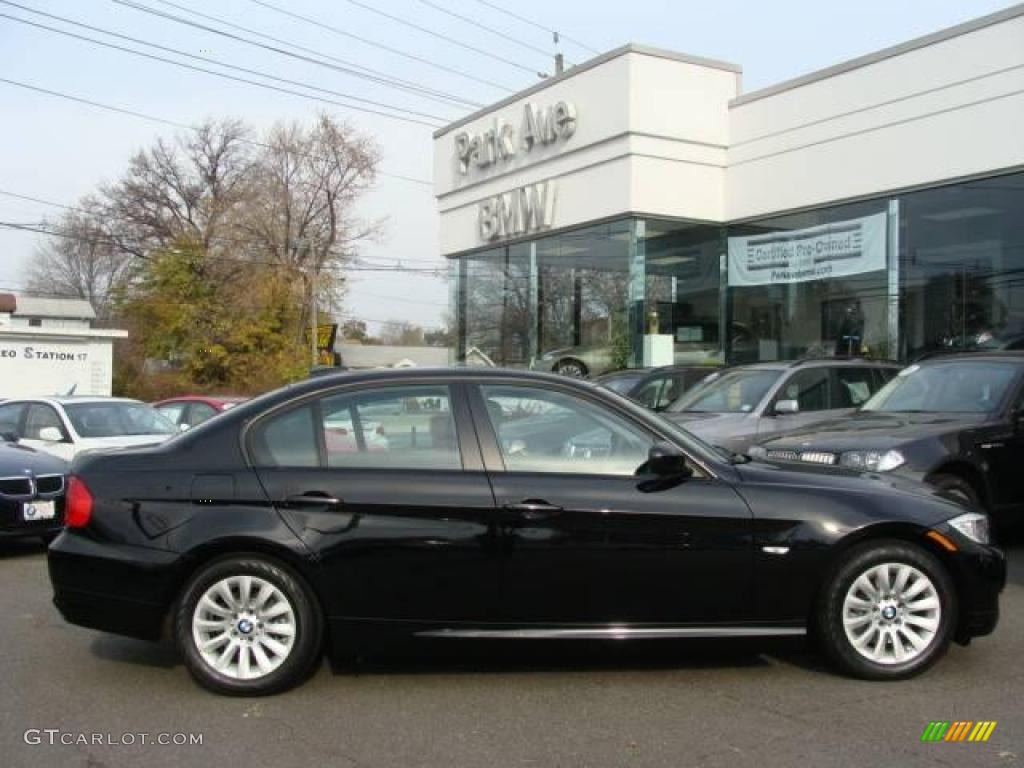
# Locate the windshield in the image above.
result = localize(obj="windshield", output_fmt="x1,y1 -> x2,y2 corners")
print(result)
863,362 -> 1018,413
65,402 -> 178,438
667,369 -> 782,414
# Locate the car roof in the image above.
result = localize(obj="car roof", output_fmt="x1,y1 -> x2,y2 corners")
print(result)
3,396 -> 143,406
726,357 -> 901,373
915,351 -> 1024,364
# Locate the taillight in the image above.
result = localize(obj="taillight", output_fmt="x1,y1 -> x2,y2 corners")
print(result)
65,476 -> 94,528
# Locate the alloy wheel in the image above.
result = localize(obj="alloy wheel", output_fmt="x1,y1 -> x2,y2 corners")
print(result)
842,562 -> 941,665
191,575 -> 298,681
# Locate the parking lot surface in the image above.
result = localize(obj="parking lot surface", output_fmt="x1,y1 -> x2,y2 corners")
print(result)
2,534 -> 1022,768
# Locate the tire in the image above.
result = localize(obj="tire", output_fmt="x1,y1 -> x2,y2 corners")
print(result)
816,540 -> 957,680
175,555 -> 323,696
554,358 -> 588,378
930,473 -> 982,511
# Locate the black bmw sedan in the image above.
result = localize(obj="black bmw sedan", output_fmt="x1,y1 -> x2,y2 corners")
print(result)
48,369 -> 1005,695
753,353 -> 1024,517
0,437 -> 66,542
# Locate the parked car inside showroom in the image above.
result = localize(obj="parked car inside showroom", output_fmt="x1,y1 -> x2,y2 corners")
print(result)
752,352 -> 1024,518
48,368 -> 1003,695
0,436 -> 66,543
662,358 -> 901,454
154,395 -> 248,431
0,397 -> 179,461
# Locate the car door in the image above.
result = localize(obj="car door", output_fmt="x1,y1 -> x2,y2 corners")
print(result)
248,380 -> 499,625
982,376 -> 1024,513
758,367 -> 836,440
469,381 -> 753,626
20,403 -> 75,461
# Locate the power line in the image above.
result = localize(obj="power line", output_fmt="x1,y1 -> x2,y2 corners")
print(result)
115,0 -> 482,111
248,0 -> 517,93
0,77 -> 433,187
0,6 -> 445,127
336,0 -> 545,77
415,0 -> 559,62
0,220 -> 449,276
470,0 -> 600,55
0,189 -> 442,267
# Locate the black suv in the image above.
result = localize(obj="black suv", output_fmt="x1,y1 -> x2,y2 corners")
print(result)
754,353 -> 1024,517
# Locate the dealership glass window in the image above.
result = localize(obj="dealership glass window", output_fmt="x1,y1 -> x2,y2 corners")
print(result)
899,172 -> 1024,360
459,244 -> 533,367
536,220 -> 634,375
727,200 -> 892,362
641,220 -> 724,364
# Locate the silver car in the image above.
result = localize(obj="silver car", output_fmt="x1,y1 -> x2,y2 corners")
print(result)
661,359 -> 901,454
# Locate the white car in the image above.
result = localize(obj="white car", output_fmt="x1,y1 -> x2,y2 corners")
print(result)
0,397 -> 179,461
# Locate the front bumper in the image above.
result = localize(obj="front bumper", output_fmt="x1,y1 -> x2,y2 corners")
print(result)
47,530 -> 180,641
944,535 -> 1006,642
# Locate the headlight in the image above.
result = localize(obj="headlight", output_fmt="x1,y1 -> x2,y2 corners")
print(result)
947,512 -> 990,544
838,449 -> 905,472
748,445 -> 768,460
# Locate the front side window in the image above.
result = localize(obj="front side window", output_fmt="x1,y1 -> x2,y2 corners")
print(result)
864,362 -> 1019,414
834,367 -> 878,408
24,404 -> 66,440
0,403 -> 25,436
320,386 -> 461,470
187,402 -> 218,427
668,369 -> 781,414
480,385 -> 655,476
778,369 -> 830,412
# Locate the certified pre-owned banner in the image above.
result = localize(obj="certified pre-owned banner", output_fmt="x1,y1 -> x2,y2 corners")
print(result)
727,211 -> 887,287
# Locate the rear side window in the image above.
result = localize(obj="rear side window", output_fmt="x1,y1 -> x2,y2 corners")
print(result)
252,405 -> 319,468
320,386 -> 461,470
250,385 -> 462,470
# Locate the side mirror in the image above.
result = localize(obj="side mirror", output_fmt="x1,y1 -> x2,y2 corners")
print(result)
646,442 -> 693,477
179,423 -> 191,432
1,431 -> 18,443
38,426 -> 63,442
774,399 -> 799,415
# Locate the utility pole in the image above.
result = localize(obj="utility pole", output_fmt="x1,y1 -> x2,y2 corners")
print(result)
309,245 -> 318,368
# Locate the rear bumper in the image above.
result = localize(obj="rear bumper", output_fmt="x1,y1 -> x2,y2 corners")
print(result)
47,530 -> 179,641
0,521 -> 62,539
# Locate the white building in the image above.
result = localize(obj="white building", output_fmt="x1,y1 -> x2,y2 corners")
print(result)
0,294 -> 128,397
435,4 -> 1024,374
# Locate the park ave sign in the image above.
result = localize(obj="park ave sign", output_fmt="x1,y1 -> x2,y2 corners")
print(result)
452,101 -> 578,243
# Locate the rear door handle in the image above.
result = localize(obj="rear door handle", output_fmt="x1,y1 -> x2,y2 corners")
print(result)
504,499 -> 563,520
286,492 -> 343,509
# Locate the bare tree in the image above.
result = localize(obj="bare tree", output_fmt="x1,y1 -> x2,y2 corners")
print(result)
23,208 -> 131,322
99,118 -> 255,257
238,113 -> 382,328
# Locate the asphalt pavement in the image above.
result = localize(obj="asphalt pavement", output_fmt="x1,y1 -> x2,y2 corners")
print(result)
1,532 -> 1022,768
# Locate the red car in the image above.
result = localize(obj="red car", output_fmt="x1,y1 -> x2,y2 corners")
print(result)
153,396 -> 247,431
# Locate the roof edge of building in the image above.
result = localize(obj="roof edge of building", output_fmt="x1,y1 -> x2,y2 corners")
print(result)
730,1 -> 1024,107
433,43 -> 742,140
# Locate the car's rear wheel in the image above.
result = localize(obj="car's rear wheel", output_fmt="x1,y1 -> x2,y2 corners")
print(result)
175,555 -> 322,695
817,541 -> 956,679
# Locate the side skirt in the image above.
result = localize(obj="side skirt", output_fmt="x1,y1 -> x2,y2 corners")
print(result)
414,626 -> 806,640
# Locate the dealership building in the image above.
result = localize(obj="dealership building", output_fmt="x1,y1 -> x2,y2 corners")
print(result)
434,4 -> 1024,375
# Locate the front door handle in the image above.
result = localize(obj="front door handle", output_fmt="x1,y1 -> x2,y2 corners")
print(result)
504,499 -> 563,520
286,492 -> 343,509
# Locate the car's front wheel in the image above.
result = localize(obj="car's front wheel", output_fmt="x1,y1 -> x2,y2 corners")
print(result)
817,541 -> 956,679
175,555 -> 323,695
554,358 -> 588,378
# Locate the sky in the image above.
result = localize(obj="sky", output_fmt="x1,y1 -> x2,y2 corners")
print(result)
0,0 -> 1017,335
